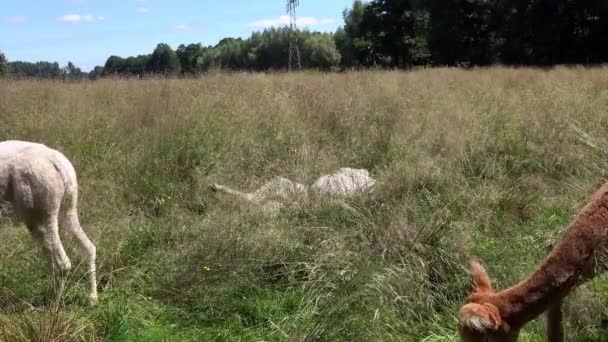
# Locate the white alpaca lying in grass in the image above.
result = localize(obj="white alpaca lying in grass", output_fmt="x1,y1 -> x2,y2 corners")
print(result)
310,168 -> 376,196
0,140 -> 97,304
212,168 -> 376,213
212,177 -> 308,213
212,176 -> 308,204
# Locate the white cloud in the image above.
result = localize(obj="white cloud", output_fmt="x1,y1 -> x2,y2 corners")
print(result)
173,24 -> 206,32
136,7 -> 149,13
58,14 -> 81,22
249,15 -> 337,28
58,14 -> 104,23
249,16 -> 289,28
175,24 -> 192,31
5,16 -> 26,24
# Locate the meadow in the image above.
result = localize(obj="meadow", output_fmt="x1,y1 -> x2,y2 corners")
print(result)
1,67 -> 608,341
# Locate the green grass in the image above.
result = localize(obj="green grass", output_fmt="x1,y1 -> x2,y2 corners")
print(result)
1,67 -> 608,340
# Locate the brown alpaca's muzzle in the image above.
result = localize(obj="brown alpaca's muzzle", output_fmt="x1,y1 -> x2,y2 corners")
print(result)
459,302 -> 502,332
458,262 -> 520,342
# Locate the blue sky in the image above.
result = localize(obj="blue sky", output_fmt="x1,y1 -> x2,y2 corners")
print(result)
1,0 -> 352,71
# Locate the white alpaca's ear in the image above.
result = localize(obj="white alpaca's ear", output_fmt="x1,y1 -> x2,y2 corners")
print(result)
471,261 -> 493,293
459,302 -> 502,332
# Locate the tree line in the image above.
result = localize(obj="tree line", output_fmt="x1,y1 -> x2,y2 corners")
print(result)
3,60 -> 87,79
1,0 -> 607,79
99,29 -> 340,77
336,0 -> 608,68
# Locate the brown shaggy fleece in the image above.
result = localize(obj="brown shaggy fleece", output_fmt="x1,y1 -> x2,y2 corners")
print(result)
458,180 -> 608,341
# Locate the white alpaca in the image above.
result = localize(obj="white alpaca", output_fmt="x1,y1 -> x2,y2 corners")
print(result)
212,177 -> 308,204
212,168 -> 376,206
212,177 -> 308,214
310,168 -> 376,196
0,140 -> 97,304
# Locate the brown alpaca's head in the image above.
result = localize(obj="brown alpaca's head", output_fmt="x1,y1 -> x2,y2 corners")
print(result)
458,262 -> 520,342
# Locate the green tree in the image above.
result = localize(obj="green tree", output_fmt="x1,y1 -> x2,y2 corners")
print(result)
103,56 -> 126,75
64,61 -> 83,80
177,43 -> 206,74
303,34 -> 341,69
499,0 -> 608,65
427,0 -> 497,66
335,0 -> 371,67
247,28 -> 292,70
89,66 -> 104,80
213,38 -> 249,70
8,61 -> 61,78
194,50 -> 216,72
146,43 -> 181,75
359,0 -> 432,67
0,52 -> 9,77
124,55 -> 150,75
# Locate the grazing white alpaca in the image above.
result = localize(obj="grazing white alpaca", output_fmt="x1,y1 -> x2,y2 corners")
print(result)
0,140 -> 97,304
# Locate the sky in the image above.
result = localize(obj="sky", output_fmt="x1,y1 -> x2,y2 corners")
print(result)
1,0 -> 352,71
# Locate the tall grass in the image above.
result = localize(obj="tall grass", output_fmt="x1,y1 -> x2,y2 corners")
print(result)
1,67 -> 608,340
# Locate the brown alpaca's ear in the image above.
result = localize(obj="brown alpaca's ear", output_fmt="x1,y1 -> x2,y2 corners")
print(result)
458,302 -> 502,333
471,261 -> 493,293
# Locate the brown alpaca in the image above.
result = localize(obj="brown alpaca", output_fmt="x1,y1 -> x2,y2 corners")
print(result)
458,180 -> 608,341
